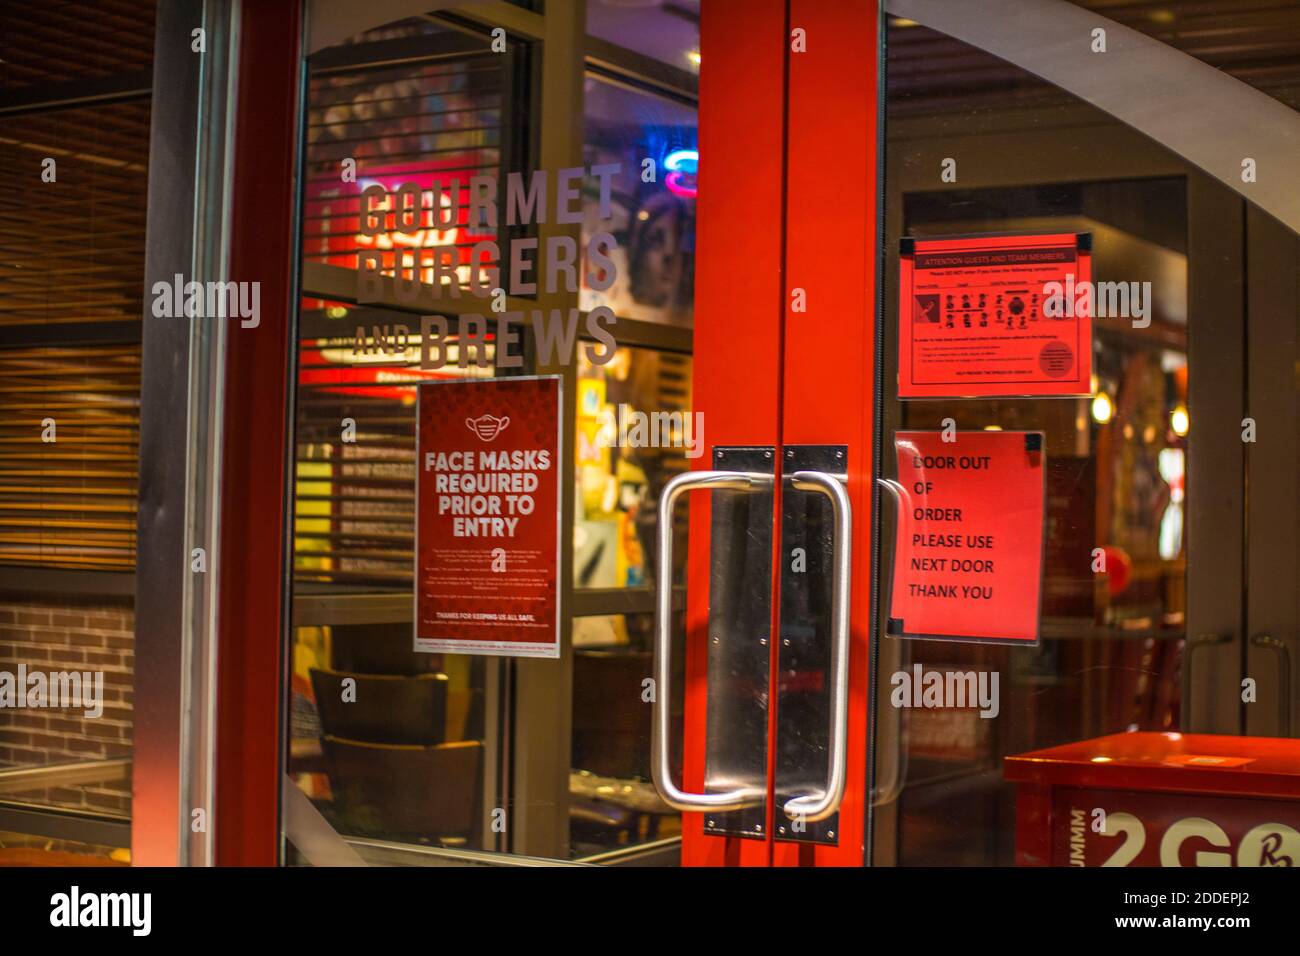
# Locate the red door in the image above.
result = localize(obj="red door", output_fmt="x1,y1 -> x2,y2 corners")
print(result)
666,0 -> 880,867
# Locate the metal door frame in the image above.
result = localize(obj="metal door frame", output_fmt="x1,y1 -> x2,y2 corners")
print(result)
681,0 -> 883,868
678,0 -> 789,868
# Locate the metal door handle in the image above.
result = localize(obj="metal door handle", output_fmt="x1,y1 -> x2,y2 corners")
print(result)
871,479 -> 910,807
1188,632 -> 1231,652
1250,633 -> 1292,736
781,470 -> 852,822
652,469 -> 774,812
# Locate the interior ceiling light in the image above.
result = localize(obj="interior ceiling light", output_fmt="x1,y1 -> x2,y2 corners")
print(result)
1091,392 -> 1114,424
1170,405 -> 1189,437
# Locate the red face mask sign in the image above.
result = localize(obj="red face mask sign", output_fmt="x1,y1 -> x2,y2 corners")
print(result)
898,232 -> 1092,398
888,430 -> 1046,644
414,376 -> 562,658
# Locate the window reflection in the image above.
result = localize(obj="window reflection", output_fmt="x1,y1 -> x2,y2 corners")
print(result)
574,347 -> 692,590
581,77 -> 697,326
586,0 -> 701,74
286,9 -> 700,866
885,182 -> 1191,865
881,14 -> 1204,865
569,612 -> 684,858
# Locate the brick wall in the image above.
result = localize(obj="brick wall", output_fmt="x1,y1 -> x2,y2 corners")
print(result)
0,595 -> 133,817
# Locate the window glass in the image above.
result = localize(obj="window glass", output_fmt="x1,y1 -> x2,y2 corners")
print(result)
582,77 -> 697,326
287,297 -> 503,850
286,17 -> 517,860
586,0 -> 701,72
1065,0 -> 1300,109
0,830 -> 128,866
569,611 -> 683,859
0,63 -> 152,849
286,8 -> 700,867
574,346 -> 692,589
879,19 -> 1194,866
303,35 -> 504,292
293,299 -> 497,588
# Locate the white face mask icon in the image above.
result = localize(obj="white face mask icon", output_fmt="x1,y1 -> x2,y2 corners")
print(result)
466,414 -> 510,441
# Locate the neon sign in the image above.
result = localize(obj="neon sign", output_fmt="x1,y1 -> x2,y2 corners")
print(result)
664,149 -> 698,199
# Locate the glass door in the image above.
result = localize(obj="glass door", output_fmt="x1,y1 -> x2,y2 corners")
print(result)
869,2 -> 1300,867
285,0 -> 881,873
281,0 -> 706,867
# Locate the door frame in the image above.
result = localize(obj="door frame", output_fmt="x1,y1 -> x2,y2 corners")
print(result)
681,0 -> 882,867
681,0 -> 790,867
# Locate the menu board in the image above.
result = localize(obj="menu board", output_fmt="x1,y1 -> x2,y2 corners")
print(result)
898,232 -> 1092,398
887,430 -> 1046,645
414,376 -> 561,658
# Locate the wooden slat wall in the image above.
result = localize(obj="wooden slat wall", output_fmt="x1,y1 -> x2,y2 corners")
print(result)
0,0 -> 152,574
0,100 -> 150,328
0,345 -> 140,569
0,0 -> 155,90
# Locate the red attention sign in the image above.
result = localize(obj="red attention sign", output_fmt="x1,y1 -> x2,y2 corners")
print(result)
888,430 -> 1045,644
415,376 -> 561,658
898,232 -> 1092,398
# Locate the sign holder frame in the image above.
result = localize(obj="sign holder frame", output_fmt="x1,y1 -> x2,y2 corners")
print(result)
897,230 -> 1093,400
883,428 -> 1047,647
412,373 -> 564,659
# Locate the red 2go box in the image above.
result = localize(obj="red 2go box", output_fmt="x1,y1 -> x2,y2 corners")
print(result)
414,376 -> 562,658
1006,732 -> 1300,867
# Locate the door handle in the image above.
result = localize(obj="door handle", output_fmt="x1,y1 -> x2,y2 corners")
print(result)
652,469 -> 774,812
870,478 -> 910,807
1188,631 -> 1231,653
1184,632 -> 1232,732
1250,633 -> 1292,736
781,470 -> 852,823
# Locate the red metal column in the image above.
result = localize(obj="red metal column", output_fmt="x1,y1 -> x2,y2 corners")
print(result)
215,0 -> 303,866
681,0 -> 789,867
773,0 -> 879,867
